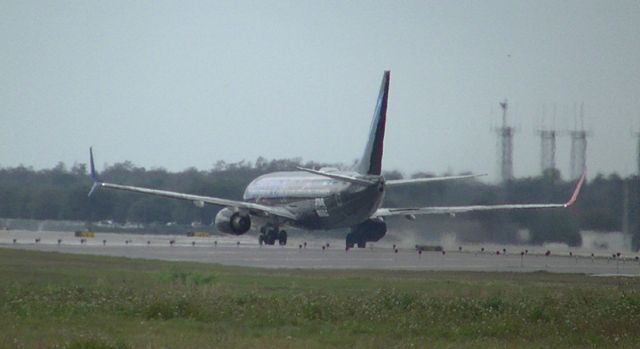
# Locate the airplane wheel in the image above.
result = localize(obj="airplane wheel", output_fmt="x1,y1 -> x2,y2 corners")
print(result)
265,228 -> 278,245
278,230 -> 287,246
345,233 -> 356,249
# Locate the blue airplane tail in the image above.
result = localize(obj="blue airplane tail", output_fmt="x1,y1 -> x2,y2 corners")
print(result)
355,70 -> 389,176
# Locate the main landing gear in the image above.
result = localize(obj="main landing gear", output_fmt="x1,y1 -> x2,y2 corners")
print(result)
259,225 -> 287,246
346,232 -> 366,249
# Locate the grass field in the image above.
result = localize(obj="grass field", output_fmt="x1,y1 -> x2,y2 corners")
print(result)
1,248 -> 640,348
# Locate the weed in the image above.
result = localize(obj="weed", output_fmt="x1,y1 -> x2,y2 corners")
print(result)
2,249 -> 640,348
155,268 -> 217,286
63,338 -> 130,349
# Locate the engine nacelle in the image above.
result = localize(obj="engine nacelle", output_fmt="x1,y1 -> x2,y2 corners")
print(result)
214,208 -> 251,235
351,219 -> 387,242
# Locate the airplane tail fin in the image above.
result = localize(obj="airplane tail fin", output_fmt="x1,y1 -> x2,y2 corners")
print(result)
355,70 -> 390,176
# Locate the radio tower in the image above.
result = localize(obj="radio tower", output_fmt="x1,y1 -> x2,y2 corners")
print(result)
537,106 -> 558,176
496,100 -> 514,182
635,128 -> 640,176
569,104 -> 591,180
538,129 -> 556,175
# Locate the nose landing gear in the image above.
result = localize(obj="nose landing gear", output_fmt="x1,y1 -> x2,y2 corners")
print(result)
259,225 -> 287,246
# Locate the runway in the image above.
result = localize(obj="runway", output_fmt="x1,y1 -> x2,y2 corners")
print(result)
2,230 -> 640,275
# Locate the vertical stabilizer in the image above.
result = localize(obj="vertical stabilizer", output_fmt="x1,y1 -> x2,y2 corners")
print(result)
356,70 -> 390,175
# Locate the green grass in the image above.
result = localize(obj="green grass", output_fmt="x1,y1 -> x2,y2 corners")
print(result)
1,248 -> 640,348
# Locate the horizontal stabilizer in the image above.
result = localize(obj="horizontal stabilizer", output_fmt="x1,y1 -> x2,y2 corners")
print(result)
386,173 -> 487,186
296,167 -> 376,186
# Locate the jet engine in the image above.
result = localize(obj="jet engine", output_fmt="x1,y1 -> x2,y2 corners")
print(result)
346,219 -> 387,248
354,219 -> 387,242
214,208 -> 251,235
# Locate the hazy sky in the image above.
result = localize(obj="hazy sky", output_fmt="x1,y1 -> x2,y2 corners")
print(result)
1,1 -> 639,181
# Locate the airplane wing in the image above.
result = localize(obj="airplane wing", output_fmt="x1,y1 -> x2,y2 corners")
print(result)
87,148 -> 297,221
385,173 -> 486,186
373,174 -> 585,218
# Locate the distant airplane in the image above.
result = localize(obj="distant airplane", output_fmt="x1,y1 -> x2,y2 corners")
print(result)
88,71 -> 585,249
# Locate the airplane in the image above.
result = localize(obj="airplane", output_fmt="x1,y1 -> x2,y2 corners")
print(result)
88,71 -> 585,249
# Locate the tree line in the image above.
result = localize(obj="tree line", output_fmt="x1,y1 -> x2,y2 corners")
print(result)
0,159 -> 638,248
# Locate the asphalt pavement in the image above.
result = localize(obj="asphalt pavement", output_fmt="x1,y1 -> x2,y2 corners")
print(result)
2,230 -> 639,275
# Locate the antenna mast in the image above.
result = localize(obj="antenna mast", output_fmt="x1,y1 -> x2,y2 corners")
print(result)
496,99 -> 515,182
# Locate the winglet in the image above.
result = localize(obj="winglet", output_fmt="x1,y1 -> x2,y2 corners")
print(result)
88,147 -> 101,197
564,173 -> 586,207
89,147 -> 98,181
